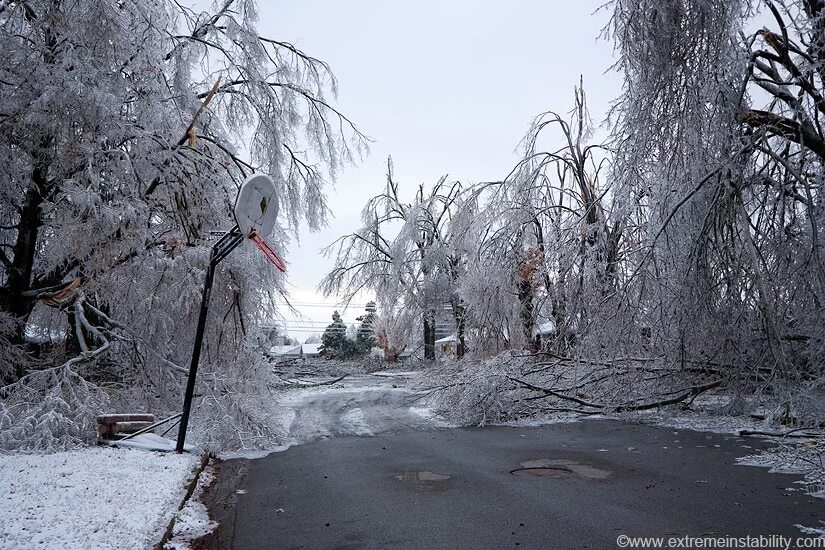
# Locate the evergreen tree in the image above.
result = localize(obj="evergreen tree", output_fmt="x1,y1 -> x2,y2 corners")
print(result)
355,301 -> 378,353
320,310 -> 357,358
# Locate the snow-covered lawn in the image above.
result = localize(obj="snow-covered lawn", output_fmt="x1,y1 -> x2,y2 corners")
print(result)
0,447 -> 200,550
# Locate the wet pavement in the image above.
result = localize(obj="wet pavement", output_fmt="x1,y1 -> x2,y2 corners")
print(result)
195,373 -> 824,549
217,420 -> 824,549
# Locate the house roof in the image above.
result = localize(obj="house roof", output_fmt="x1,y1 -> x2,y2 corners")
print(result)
435,334 -> 457,344
302,343 -> 323,355
269,345 -> 302,356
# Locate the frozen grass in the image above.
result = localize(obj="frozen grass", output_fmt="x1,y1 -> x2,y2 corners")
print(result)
0,447 -> 199,549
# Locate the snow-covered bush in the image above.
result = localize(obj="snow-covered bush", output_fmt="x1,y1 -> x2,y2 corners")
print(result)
0,365 -> 108,453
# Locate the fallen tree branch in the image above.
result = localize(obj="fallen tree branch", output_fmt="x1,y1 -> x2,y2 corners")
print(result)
614,379 -> 723,412
739,428 -> 823,439
508,377 -> 604,409
291,374 -> 347,388
143,77 -> 223,197
540,407 -> 603,416
84,302 -> 187,375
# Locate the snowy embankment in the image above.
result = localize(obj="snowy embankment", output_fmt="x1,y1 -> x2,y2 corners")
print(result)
0,447 -> 200,549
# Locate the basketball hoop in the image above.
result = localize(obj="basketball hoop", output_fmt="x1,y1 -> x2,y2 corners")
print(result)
234,174 -> 287,272
234,174 -> 278,238
176,173 -> 286,453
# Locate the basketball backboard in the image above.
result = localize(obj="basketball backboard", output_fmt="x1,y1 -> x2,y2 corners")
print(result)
234,174 -> 278,238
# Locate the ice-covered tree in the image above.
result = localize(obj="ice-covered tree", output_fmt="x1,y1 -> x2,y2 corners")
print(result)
455,83 -> 619,355
320,159 -> 465,359
0,0 -> 366,450
605,0 -> 825,386
372,302 -> 413,362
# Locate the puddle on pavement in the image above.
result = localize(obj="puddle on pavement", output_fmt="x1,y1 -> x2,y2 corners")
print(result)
512,459 -> 611,480
394,471 -> 451,486
512,467 -> 576,479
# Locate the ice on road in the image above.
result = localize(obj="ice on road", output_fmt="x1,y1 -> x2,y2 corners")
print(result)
275,372 -> 449,446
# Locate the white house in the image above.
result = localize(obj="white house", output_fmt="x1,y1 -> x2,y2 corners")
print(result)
268,344 -> 302,363
301,343 -> 323,358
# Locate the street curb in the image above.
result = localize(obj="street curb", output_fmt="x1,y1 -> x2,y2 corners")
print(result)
155,453 -> 211,550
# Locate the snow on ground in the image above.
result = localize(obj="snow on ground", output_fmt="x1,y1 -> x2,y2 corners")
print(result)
165,467 -> 217,549
340,407 -> 372,436
618,404 -> 771,435
219,446 -> 291,460
408,405 -> 455,426
216,372 -> 448,458
108,433 -> 195,453
0,447 -> 199,550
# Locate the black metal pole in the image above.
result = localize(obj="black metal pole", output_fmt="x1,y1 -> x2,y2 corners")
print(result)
176,251 -> 217,453
176,226 -> 243,453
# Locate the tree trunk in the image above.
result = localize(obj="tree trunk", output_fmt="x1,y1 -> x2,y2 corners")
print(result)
423,309 -> 436,360
0,16 -> 59,378
518,277 -> 538,352
450,297 -> 467,359
65,310 -> 81,356
1,182 -> 46,376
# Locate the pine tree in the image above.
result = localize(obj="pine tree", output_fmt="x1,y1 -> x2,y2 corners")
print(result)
355,301 -> 378,353
320,310 -> 357,359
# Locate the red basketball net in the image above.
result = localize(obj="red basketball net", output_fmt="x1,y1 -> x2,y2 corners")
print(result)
249,231 -> 287,272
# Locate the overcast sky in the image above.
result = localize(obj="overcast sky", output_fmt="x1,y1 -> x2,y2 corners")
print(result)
258,1 -> 622,340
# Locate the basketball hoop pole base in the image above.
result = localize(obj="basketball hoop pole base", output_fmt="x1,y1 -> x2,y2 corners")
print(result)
176,225 -> 243,453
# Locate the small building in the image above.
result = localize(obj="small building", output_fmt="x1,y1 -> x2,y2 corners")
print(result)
302,343 -> 323,358
268,344 -> 302,363
435,334 -> 457,357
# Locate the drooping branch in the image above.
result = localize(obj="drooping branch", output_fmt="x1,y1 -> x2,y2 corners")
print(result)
740,109 -> 825,160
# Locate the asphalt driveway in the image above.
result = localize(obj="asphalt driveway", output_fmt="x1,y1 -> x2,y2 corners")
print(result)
216,420 -> 823,549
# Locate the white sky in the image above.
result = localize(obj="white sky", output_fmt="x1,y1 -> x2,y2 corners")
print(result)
258,1 -> 622,340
